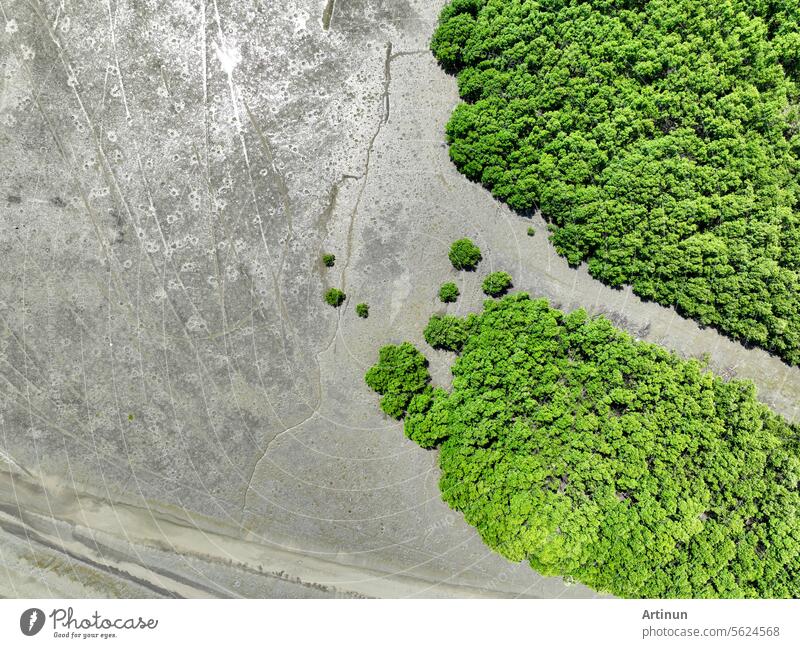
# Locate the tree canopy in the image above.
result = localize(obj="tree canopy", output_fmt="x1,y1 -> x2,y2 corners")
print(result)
449,238 -> 483,270
482,271 -> 513,296
424,313 -> 479,351
324,288 -> 345,307
432,0 -> 800,364
439,281 -> 461,303
364,342 -> 431,419
366,293 -> 800,597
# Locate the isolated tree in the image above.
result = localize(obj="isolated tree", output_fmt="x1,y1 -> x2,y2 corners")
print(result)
439,282 -> 460,303
356,303 -> 369,318
482,271 -> 512,296
324,288 -> 345,307
448,238 -> 482,270
322,253 -> 335,268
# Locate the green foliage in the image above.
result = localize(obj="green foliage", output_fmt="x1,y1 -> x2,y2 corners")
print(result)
404,387 -> 451,449
365,293 -> 800,597
448,238 -> 482,270
324,288 -> 345,307
439,282 -> 460,303
365,343 -> 431,420
482,271 -> 512,296
424,313 -> 479,351
322,253 -> 335,268
356,303 -> 369,318
527,226 -> 535,237
432,0 -> 800,364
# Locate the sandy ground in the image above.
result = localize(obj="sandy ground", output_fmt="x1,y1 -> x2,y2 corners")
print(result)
1,0 -> 799,598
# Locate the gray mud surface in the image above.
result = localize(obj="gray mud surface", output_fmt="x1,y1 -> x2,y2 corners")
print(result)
1,0 -> 798,598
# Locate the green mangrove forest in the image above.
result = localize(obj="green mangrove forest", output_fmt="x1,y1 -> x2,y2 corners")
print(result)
432,0 -> 800,364
366,294 -> 800,597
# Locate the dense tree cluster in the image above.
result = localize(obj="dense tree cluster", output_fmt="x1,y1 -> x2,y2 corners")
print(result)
432,0 -> 800,364
366,293 -> 800,597
449,238 -> 483,270
482,271 -> 513,296
439,281 -> 461,303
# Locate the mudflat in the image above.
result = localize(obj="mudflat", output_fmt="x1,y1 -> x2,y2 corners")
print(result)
1,0 -> 798,598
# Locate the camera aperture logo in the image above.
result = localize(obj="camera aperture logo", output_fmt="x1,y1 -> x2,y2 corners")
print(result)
19,607 -> 158,640
20,608 -> 45,636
